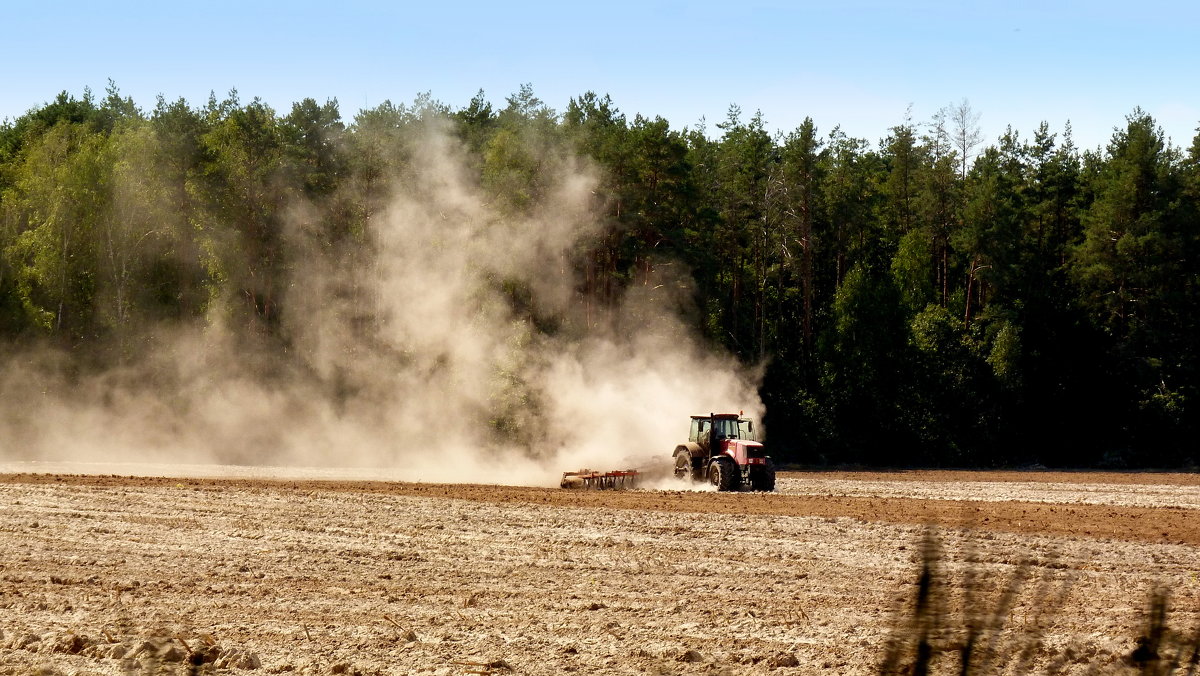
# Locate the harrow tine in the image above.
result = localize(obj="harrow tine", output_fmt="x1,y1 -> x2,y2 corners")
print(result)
560,469 -> 641,490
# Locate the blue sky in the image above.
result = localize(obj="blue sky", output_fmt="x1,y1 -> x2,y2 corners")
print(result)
4,0 -> 1198,153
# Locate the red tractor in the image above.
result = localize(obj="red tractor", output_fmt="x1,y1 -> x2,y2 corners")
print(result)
673,413 -> 775,491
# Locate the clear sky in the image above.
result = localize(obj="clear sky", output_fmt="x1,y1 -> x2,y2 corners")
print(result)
3,0 -> 1198,153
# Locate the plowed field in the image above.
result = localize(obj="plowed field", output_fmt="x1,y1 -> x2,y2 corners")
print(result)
0,469 -> 1197,675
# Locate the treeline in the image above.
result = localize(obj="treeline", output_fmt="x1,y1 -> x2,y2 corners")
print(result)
1,84 -> 1197,467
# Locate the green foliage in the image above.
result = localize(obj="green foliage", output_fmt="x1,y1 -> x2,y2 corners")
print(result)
1072,110 -> 1182,334
190,97 -> 293,325
482,128 -> 542,213
821,264 -> 914,463
892,226 -> 935,311
881,119 -> 922,238
2,122 -> 106,337
284,97 -> 345,198
985,318 -> 1021,389
1068,110 -> 1195,463
1,86 -> 1197,466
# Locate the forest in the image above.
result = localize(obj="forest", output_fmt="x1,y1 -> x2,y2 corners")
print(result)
1,83 -> 1197,468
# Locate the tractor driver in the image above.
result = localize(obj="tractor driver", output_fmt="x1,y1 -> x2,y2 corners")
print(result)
711,419 -> 724,452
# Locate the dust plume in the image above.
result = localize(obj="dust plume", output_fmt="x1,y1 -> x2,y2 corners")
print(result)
0,114 -> 763,487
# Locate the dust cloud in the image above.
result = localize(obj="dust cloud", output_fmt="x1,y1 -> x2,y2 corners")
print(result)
0,116 -> 762,487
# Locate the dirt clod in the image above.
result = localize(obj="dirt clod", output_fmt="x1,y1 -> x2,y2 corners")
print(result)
768,652 -> 800,668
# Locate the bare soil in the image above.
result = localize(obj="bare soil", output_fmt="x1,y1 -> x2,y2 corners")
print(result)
0,470 -> 1197,675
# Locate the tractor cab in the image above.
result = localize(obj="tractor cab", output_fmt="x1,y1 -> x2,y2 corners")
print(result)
689,413 -> 756,451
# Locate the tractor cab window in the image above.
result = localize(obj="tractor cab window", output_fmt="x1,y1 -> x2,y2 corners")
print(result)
714,418 -> 739,440
738,419 -> 756,441
689,419 -> 702,443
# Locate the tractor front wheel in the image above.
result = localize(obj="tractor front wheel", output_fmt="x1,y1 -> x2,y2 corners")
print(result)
749,459 -> 776,491
709,457 -> 739,492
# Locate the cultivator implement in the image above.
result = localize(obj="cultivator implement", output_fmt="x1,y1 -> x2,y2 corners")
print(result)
560,469 -> 641,490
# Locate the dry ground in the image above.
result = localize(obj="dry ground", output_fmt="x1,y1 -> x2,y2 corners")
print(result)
0,470 -> 1197,675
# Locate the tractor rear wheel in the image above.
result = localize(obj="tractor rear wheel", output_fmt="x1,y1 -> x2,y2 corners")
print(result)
673,450 -> 693,482
750,459 -> 776,491
708,457 -> 739,492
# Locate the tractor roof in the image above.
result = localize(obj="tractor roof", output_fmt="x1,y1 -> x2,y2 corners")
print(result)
691,413 -> 746,420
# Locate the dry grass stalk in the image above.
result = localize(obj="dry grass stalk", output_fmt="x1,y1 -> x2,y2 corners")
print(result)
877,529 -> 1200,675
382,614 -> 419,642
453,660 -> 495,675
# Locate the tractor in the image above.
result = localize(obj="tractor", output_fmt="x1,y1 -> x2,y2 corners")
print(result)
673,413 -> 775,491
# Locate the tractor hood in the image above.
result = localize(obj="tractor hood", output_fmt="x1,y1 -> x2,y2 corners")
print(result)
733,439 -> 764,452
721,438 -> 767,465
